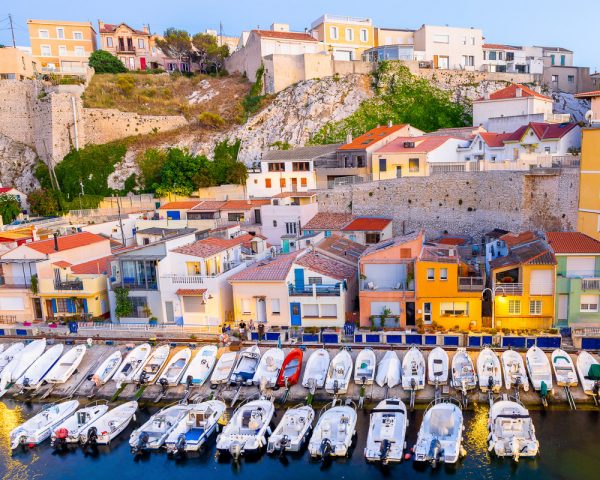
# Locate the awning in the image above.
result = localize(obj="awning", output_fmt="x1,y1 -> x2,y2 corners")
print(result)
176,288 -> 207,296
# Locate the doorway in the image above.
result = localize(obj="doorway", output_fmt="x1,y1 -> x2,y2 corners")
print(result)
256,298 -> 266,323
33,298 -> 43,320
406,302 -> 416,326
140,57 -> 147,70
45,299 -> 54,319
165,301 -> 174,323
290,302 -> 302,326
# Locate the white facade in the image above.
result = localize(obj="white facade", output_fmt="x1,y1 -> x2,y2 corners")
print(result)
260,196 -> 319,246
483,46 -> 544,75
413,25 -> 484,70
473,93 -> 554,130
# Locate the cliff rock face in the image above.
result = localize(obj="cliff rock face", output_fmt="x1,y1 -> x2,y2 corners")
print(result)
0,133 -> 39,192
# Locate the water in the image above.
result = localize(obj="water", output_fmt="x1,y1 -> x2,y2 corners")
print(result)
1,401 -> 599,480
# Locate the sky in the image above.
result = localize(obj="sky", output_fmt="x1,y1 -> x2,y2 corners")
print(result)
1,0 -> 598,70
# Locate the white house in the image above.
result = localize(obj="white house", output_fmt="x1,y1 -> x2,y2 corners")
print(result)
482,44 -> 544,75
413,24 -> 484,70
0,186 -> 29,216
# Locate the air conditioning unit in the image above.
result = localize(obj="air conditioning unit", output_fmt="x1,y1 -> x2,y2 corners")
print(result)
403,141 -> 415,148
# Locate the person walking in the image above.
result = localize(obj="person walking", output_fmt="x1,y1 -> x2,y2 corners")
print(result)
239,320 -> 247,339
257,322 -> 265,341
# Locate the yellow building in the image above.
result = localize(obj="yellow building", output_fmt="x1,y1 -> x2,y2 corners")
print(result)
416,244 -> 484,330
577,126 -> 600,240
27,19 -> 97,74
309,14 -> 374,60
0,47 -> 39,79
489,233 -> 556,330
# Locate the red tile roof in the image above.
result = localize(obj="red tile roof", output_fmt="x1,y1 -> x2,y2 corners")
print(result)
480,132 -> 512,148
546,232 -> 600,254
303,212 -> 355,231
26,232 -> 107,254
342,217 -> 391,232
294,252 -> 356,281
176,288 -> 207,296
190,200 -> 227,211
99,23 -> 148,35
272,191 -> 317,198
0,187 -> 19,194
339,125 -> 408,151
483,43 -> 521,50
220,199 -> 270,210
52,260 -> 72,268
500,231 -> 539,248
574,90 -> 600,99
71,256 -> 114,275
436,237 -> 468,246
158,201 -> 202,210
229,251 -> 302,282
253,29 -> 318,42
477,83 -> 550,102
172,237 -> 241,258
505,122 -> 579,142
375,135 -> 458,154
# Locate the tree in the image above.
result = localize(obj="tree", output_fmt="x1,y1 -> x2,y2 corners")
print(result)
138,149 -> 167,191
155,148 -> 209,196
27,189 -> 60,216
0,194 -> 21,224
191,33 -> 229,73
88,50 -> 127,74
156,28 -> 193,72
114,287 -> 133,320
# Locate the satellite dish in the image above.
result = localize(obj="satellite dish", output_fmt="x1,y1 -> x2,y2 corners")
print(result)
585,110 -> 594,122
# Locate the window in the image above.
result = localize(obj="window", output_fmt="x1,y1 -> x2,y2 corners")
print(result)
580,295 -> 599,312
345,28 -> 353,41
550,54 -> 555,65
308,277 -> 322,285
409,158 -> 420,172
568,75 -> 575,84
186,262 -> 201,275
433,34 -> 449,44
273,220 -> 277,227
560,54 -> 565,66
529,300 -> 542,315
56,28 -> 65,39
130,296 -> 149,317
300,178 -> 307,187
303,304 -> 319,317
427,268 -> 435,280
544,147 -> 551,154
271,298 -> 280,314
41,45 -> 52,56
292,162 -> 310,171
508,300 -> 521,314
488,51 -> 497,61
39,29 -> 49,39
285,222 -> 298,235
506,52 -> 514,61
241,298 -> 251,314
73,31 -> 83,40
498,52 -> 503,60
552,74 -> 559,83
470,37 -> 475,46
461,36 -> 467,45
423,302 -> 432,323
279,178 -> 286,188
379,158 -> 387,172
106,37 -> 113,48
330,26 -> 338,40
58,46 -> 67,56
360,29 -> 368,42
228,212 -> 244,222
440,268 -> 448,281
265,178 -> 272,188
462,55 -> 475,67
440,301 -> 469,316
74,46 -> 85,56
268,162 -> 285,172
365,233 -> 381,244
138,38 -> 145,49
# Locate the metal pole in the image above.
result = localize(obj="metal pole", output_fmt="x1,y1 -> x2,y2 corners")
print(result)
8,14 -> 16,48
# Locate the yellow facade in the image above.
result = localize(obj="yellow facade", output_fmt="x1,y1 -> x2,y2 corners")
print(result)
27,19 -> 97,73
492,264 -> 556,330
371,152 -> 428,180
578,128 -> 600,240
311,15 -> 374,60
0,47 -> 39,79
38,276 -> 109,319
416,260 -> 483,330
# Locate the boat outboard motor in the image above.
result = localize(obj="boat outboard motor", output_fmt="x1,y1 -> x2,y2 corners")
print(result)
23,377 -> 31,388
52,428 -> 69,449
487,375 -> 494,390
159,377 -> 169,393
319,438 -> 333,459
410,377 -> 417,391
132,431 -> 150,454
428,438 -> 443,468
379,439 -> 391,464
593,381 -> 600,396
83,426 -> 98,448
278,434 -> 290,456
229,441 -> 242,462
138,370 -> 149,386
333,380 -> 339,394
185,375 -> 193,389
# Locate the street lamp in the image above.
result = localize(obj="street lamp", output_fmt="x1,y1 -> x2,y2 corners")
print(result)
482,285 -> 506,330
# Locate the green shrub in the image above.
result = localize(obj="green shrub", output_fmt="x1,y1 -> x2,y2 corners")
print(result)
88,50 -> 127,74
198,111 -> 225,128
116,74 -> 136,95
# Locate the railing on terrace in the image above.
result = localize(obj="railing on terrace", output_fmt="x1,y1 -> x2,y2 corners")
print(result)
361,280 -> 415,292
493,282 -> 524,295
545,155 -> 580,168
0,216 -> 66,232
0,315 -> 17,323
582,278 -> 600,291
458,276 -> 485,291
429,164 -> 466,174
165,274 -> 204,285
314,158 -> 366,169
327,174 -> 372,189
288,283 -> 341,296
54,279 -> 84,291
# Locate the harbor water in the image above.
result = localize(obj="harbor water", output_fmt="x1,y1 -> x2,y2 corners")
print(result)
1,400 -> 599,480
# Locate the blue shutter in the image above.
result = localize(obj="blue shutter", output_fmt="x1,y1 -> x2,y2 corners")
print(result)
66,298 -> 74,313
82,299 -> 88,314
51,299 -> 57,313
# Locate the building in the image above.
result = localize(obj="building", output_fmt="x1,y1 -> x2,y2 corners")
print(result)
0,47 -> 39,79
310,14 -> 374,61
301,212 -> 355,239
203,29 -> 240,53
229,249 -> 357,328
313,234 -> 367,267
358,232 -> 423,328
575,90 -> 600,123
489,232 -> 556,330
27,19 -> 97,74
543,65 -> 594,94
341,217 -> 393,245
577,124 -> 600,240
157,201 -> 202,221
416,243 -> 485,330
546,231 -> 600,328
0,187 -> 29,215
98,21 -> 162,70
364,28 -> 415,61
413,25 -> 483,70
247,144 -> 341,197
482,44 -> 544,75
187,199 -> 270,230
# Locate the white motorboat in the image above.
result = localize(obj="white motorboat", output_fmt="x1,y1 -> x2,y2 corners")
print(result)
354,348 -> 376,385
364,398 -> 407,464
0,343 -> 4,354
129,403 -> 191,453
477,347 -> 502,393
0,338 -> 46,397
158,348 -> 192,386
10,399 -> 79,449
427,347 -> 449,386
216,398 -> 275,459
552,349 -> 578,387
136,344 -> 170,384
526,346 -> 553,392
576,351 -> 600,395
80,401 -> 138,446
45,344 -> 87,384
91,350 -> 123,386
0,342 -> 24,373
501,350 -> 530,392
164,400 -> 226,454
375,350 -> 401,388
210,351 -> 237,385
267,405 -> 315,454
308,403 -> 357,458
488,399 -> 539,461
182,345 -> 218,386
325,349 -> 353,394
413,400 -> 464,467
16,344 -> 64,391
451,348 -> 477,394
229,345 -> 261,385
113,343 -> 152,386
252,347 -> 284,388
51,402 -> 109,445
402,346 -> 426,391
302,348 -> 330,391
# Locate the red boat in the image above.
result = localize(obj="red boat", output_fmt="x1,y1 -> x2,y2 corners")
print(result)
276,348 -> 303,387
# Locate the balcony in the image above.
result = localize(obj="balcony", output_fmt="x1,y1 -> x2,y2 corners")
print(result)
582,278 -> 600,291
40,276 -> 105,295
458,276 -> 485,291
289,283 -> 341,296
164,274 -> 205,285
493,282 -> 524,295
117,45 -> 136,54
54,279 -> 84,291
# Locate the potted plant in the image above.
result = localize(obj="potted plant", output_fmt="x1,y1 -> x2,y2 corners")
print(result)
149,316 -> 158,326
407,271 -> 415,290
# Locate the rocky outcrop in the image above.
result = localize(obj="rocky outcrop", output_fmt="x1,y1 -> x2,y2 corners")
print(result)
0,133 -> 39,192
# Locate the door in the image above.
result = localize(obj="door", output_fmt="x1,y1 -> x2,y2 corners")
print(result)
396,166 -> 402,178
291,178 -> 298,191
140,57 -> 147,70
128,57 -> 135,69
438,56 -> 449,69
46,299 -> 55,319
254,209 -> 261,225
294,268 -> 305,291
406,302 -> 416,326
558,295 -> 568,322
290,302 -> 302,326
282,239 -> 290,253
257,298 -> 266,323
33,298 -> 43,320
165,301 -> 175,323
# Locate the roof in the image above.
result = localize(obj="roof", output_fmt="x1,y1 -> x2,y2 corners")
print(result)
490,239 -> 556,269
25,232 -> 107,254
504,122 -> 578,142
189,200 -> 227,211
339,125 -> 407,151
220,199 -> 270,210
485,228 -> 510,239
574,90 -> 600,100
436,237 -> 468,246
52,260 -> 72,268
500,231 -> 539,248
136,227 -> 196,237
172,237 -> 242,258
158,201 -> 201,210
342,217 -> 391,232
303,212 -> 355,231
99,22 -> 148,35
229,251 -> 302,282
315,234 -> 367,261
480,132 -> 513,148
375,135 -> 458,154
272,191 -> 317,199
477,83 -> 551,102
546,232 -> 600,254
294,252 -> 357,281
262,144 -> 341,161
253,29 -> 318,42
483,43 -> 521,50
71,256 -> 114,275
429,126 -> 487,140
0,187 -> 21,194
362,231 -> 422,257
175,288 -> 207,296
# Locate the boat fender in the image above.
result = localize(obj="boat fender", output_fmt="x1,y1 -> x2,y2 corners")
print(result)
404,452 -> 412,461
460,446 -> 467,457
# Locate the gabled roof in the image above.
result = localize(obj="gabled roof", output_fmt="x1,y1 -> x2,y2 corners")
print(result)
477,83 -> 551,102
99,22 -> 149,35
361,231 -> 422,257
546,232 -> 600,254
25,232 -> 107,254
253,29 -> 318,42
315,234 -> 367,261
574,90 -> 600,100
490,238 -> 556,269
0,187 -> 21,194
429,126 -> 487,139
158,201 -> 202,210
262,144 -> 341,161
342,217 -> 391,232
500,231 -> 539,248
220,199 -> 270,210
229,251 -> 302,282
483,43 -> 521,50
339,125 -> 408,151
504,122 -> 578,142
172,237 -> 242,258
294,252 -> 357,281
303,212 -> 355,231
479,132 -> 512,148
71,256 -> 114,275
189,200 -> 227,211
375,135 -> 459,154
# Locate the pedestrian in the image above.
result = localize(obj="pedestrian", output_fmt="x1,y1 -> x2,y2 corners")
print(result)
249,319 -> 255,332
257,322 -> 265,341
239,320 -> 247,339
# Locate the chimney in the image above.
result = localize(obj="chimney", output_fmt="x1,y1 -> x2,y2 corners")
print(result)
53,233 -> 59,251
387,120 -> 393,128
515,87 -> 523,97
346,132 -> 353,144
142,24 -> 150,34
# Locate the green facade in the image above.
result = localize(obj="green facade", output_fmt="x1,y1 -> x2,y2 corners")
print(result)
555,255 -> 600,327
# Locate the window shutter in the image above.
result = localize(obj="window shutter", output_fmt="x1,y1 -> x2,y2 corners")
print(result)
82,299 -> 88,314
67,298 -> 74,313
51,299 -> 57,313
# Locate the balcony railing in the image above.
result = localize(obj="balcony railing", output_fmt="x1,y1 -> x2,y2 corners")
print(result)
582,278 -> 600,291
458,276 -> 485,291
54,279 -> 84,291
117,45 -> 136,54
289,283 -> 341,296
494,282 -> 524,295
165,274 -> 204,285
361,280 -> 415,292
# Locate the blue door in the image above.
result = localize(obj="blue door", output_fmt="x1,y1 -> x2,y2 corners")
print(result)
290,302 -> 302,326
294,268 -> 305,291
282,239 -> 290,253
167,210 -> 180,220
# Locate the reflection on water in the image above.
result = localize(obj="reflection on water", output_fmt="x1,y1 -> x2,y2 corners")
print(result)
0,400 -> 599,480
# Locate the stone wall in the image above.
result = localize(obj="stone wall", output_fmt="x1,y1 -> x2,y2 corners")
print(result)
317,169 -> 579,238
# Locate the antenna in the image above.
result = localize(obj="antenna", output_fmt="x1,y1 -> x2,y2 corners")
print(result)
8,13 -> 16,48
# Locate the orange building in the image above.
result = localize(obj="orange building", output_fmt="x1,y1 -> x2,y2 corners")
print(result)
98,21 -> 165,70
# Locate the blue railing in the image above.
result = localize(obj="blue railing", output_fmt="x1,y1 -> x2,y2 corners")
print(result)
288,284 -> 341,296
